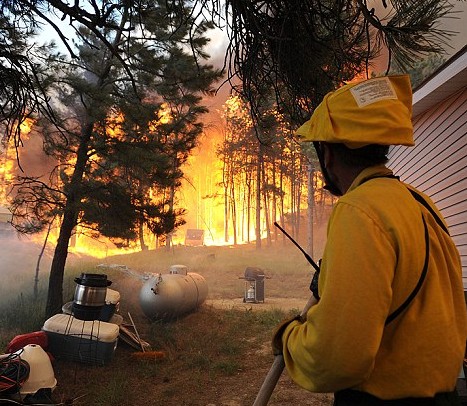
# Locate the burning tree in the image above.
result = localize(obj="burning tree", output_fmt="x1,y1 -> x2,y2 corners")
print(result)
215,0 -> 452,250
219,95 -> 316,248
9,2 -> 220,317
218,95 -> 254,245
0,0 -> 454,317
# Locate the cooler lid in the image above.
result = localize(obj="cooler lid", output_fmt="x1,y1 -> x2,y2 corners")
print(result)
42,314 -> 119,342
105,288 -> 120,304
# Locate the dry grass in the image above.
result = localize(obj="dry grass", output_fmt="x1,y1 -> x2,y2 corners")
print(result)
1,239 -> 333,406
48,304 -> 333,406
100,242 -> 320,299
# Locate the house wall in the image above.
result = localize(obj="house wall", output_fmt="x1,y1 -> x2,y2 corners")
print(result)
388,87 -> 467,288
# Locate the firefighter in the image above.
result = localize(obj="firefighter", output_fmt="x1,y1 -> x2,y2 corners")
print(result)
272,75 -> 467,405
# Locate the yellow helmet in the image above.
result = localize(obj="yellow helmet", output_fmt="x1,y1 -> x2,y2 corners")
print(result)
296,75 -> 414,149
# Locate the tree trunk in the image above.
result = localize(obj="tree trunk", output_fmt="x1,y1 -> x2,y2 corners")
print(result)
165,182 -> 176,251
223,160 -> 230,243
296,158 -> 302,240
246,173 -> 251,244
240,175 -> 246,243
230,181 -> 237,245
272,161 -> 277,243
46,210 -> 75,316
46,123 -> 93,318
255,143 -> 262,249
139,221 -> 148,251
34,219 -> 54,300
45,9 -> 129,318
290,154 -> 297,238
262,160 -> 271,247
279,158 -> 286,245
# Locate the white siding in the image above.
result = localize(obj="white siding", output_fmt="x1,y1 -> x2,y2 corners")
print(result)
388,87 -> 467,287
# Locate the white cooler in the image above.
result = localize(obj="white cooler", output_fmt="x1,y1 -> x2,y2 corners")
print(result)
42,314 -> 119,365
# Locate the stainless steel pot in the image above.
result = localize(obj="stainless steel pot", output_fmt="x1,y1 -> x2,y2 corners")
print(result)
73,284 -> 107,307
72,273 -> 112,321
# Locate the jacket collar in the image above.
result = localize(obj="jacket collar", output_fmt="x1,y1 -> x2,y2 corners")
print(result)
346,165 -> 394,194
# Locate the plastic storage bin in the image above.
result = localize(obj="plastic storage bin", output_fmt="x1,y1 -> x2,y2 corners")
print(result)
42,314 -> 119,365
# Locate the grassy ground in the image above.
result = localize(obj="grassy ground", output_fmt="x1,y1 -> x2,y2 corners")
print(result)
0,241 -> 333,405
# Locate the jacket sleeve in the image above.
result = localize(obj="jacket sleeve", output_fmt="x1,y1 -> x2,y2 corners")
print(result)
281,202 -> 397,393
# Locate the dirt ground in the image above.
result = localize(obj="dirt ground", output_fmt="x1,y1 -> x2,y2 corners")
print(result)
2,242 -> 335,405
48,297 -> 334,406
205,297 -> 311,313
4,238 -> 467,405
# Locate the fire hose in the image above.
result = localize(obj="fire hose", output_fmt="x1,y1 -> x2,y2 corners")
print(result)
253,222 -> 320,406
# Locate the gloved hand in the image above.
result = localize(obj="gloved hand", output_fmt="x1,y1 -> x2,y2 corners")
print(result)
271,295 -> 319,355
271,315 -> 303,356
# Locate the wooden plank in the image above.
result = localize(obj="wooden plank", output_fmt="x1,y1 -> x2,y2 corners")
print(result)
389,90 -> 467,172
389,87 -> 467,281
423,167 -> 467,197
400,131 -> 466,186
433,185 -> 467,210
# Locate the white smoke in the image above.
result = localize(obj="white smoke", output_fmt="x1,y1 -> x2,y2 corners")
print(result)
0,235 -> 53,303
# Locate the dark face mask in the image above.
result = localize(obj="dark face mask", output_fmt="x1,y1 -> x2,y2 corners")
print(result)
313,142 -> 343,197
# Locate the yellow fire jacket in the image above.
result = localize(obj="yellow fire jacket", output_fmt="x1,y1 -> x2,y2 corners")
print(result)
282,165 -> 467,399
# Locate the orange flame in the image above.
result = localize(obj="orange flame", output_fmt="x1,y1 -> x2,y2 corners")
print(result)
0,118 -> 34,205
2,96 -> 324,256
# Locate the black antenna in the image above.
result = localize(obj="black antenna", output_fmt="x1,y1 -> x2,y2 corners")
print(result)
274,222 -> 319,272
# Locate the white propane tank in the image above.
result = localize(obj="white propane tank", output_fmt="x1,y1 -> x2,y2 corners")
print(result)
139,269 -> 208,321
246,285 -> 255,301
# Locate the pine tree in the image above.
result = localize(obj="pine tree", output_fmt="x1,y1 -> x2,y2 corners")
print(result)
10,1 -> 221,317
